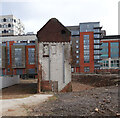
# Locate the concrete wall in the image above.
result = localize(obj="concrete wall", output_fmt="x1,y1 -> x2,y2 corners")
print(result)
0,75 -> 20,89
38,42 -> 71,92
1,35 -> 37,42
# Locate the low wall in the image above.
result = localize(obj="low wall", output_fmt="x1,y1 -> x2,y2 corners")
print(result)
0,75 -> 20,89
72,74 -> 119,87
95,69 -> 120,74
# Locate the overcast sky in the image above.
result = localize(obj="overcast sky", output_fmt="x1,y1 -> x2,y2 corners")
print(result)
0,0 -> 119,35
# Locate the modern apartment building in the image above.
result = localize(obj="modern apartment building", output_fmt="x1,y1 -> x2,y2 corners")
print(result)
1,35 -> 37,78
67,22 -> 105,73
100,35 -> 120,70
0,15 -> 25,36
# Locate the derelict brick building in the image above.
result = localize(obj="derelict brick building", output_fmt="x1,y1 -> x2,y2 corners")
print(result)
37,18 -> 72,92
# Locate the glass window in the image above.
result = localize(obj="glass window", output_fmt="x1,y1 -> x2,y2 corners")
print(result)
71,68 -> 74,72
94,45 -> 100,49
94,56 -> 100,59
76,55 -> 79,58
101,60 -> 109,68
80,23 -> 100,32
84,39 -> 89,45
101,43 -> 108,47
84,55 -> 89,59
84,55 -> 89,63
28,69 -> 36,74
84,67 -> 90,72
8,18 -> 11,22
28,48 -> 35,64
110,42 -> 119,58
76,40 -> 79,43
71,31 -> 79,35
111,59 -> 119,68
76,45 -> 79,48
94,40 -> 100,43
8,24 -> 11,27
84,50 -> 89,55
94,50 -> 100,54
14,48 -> 22,67
3,24 -> 7,28
84,35 -> 89,40
3,18 -> 6,22
3,30 -> 7,33
84,45 -> 89,50
94,34 -> 100,38
8,30 -> 11,33
111,42 -> 119,47
84,35 -> 90,63
76,60 -> 79,64
14,19 -> 16,23
76,50 -> 79,53
93,29 -> 100,33
7,68 -> 10,72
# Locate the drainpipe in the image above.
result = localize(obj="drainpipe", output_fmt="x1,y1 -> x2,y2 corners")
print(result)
63,44 -> 65,83
49,45 -> 51,83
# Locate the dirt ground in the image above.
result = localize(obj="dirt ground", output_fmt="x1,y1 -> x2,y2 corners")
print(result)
2,79 -> 38,99
27,75 -> 119,116
1,75 -> 120,116
28,85 -> 119,116
1,79 -> 53,116
1,94 -> 53,116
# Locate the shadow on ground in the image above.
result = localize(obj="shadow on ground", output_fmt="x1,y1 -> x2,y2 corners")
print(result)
2,79 -> 37,99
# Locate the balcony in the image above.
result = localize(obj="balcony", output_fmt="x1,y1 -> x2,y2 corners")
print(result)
93,27 -> 102,29
94,53 -> 102,55
94,37 -> 102,40
94,32 -> 102,34
94,58 -> 102,61
94,48 -> 102,50
94,42 -> 102,45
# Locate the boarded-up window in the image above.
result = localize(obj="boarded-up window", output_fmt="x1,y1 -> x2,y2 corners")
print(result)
51,45 -> 56,54
43,44 -> 49,57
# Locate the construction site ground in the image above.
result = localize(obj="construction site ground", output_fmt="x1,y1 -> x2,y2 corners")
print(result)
1,74 -> 120,116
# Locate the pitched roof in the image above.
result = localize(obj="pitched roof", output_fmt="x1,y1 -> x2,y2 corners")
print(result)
37,18 -> 71,42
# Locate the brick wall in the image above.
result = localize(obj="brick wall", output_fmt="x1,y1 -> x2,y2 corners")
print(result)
60,82 -> 72,92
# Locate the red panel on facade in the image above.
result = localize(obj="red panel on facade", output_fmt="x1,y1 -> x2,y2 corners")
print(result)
6,41 -> 15,75
101,40 -> 120,58
26,45 -> 36,69
80,32 -> 94,73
